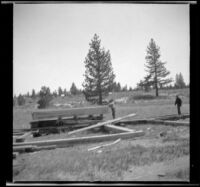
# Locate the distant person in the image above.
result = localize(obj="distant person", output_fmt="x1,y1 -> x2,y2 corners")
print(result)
175,95 -> 182,115
108,99 -> 116,119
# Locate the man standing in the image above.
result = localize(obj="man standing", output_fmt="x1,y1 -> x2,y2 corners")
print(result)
108,99 -> 116,119
175,95 -> 182,115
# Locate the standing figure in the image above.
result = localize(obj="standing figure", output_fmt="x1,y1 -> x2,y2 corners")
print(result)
108,99 -> 116,119
175,95 -> 182,115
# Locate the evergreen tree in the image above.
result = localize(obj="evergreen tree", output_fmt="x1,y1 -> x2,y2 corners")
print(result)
144,38 -> 172,96
63,88 -> 67,96
58,87 -> 63,96
82,34 -> 115,104
37,86 -> 52,109
31,89 -> 36,99
70,82 -> 78,95
174,73 -> 186,88
117,82 -> 121,92
122,85 -> 128,92
52,90 -> 58,97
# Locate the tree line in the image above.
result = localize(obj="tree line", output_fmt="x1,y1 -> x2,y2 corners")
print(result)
14,34 -> 189,107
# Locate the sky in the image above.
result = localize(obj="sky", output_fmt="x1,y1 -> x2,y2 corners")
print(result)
13,3 -> 190,96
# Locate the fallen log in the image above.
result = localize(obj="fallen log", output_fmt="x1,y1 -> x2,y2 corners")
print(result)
13,130 -> 145,148
68,113 -> 136,135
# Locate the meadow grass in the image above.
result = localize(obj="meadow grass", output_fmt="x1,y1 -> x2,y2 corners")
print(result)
13,138 -> 189,181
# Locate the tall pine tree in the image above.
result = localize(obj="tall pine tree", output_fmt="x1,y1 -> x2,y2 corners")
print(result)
175,72 -> 186,88
83,34 -> 115,104
144,38 -> 172,96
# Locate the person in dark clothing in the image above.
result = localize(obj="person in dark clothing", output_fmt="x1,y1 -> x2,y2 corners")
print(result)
175,95 -> 182,115
108,99 -> 116,119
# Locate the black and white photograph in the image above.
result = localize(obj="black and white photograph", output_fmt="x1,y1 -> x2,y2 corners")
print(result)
9,1 -> 196,183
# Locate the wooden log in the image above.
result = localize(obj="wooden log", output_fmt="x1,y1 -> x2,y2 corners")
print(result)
163,120 -> 189,126
104,124 -> 134,133
34,145 -> 57,151
13,130 -> 145,148
13,145 -> 38,153
32,106 -> 109,120
68,113 -> 136,135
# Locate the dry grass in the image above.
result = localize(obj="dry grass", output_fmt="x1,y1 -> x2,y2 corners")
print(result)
13,137 -> 189,181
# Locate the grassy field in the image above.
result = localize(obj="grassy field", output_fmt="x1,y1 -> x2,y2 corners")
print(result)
13,88 -> 190,181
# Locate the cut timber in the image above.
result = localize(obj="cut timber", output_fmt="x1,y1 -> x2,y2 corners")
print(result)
13,145 -> 37,153
68,113 -> 136,135
32,106 -> 109,120
34,145 -> 57,151
163,120 -> 189,126
145,119 -> 189,126
104,124 -> 134,133
88,138 -> 121,151
13,130 -> 144,148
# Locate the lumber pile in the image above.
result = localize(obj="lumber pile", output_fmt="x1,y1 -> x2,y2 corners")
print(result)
68,113 -> 136,135
31,106 -> 109,120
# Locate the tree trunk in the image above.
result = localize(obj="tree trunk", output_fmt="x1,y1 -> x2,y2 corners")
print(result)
155,66 -> 159,97
99,90 -> 102,105
155,85 -> 158,97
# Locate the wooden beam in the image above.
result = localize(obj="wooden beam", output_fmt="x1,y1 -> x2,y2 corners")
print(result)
104,124 -> 134,133
13,130 -> 144,148
145,119 -> 189,126
32,106 -> 109,120
68,113 -> 136,135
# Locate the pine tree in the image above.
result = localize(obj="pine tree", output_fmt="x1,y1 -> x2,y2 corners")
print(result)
31,89 -> 36,99
58,87 -> 63,97
63,88 -> 67,96
37,86 -> 52,109
70,82 -> 78,95
144,38 -> 172,96
82,34 -> 115,104
174,73 -> 186,88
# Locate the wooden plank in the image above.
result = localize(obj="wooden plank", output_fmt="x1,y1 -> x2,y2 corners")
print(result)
104,124 -> 134,133
88,138 -> 121,151
68,113 -> 136,135
32,106 -> 109,120
13,130 -> 144,148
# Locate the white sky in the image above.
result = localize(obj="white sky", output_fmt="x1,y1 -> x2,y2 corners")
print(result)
13,3 -> 189,96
